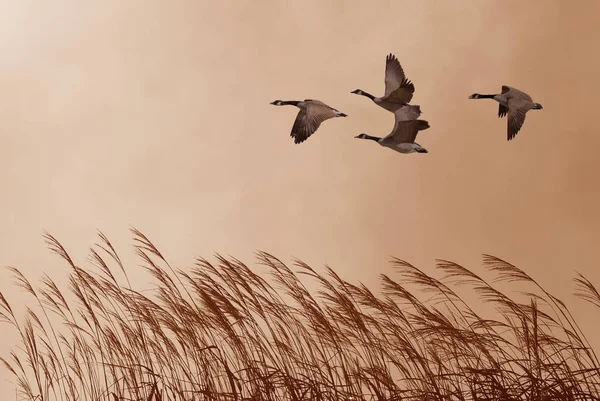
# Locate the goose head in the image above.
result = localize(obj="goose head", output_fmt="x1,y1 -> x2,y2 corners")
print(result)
532,103 -> 543,110
270,100 -> 284,106
351,89 -> 364,95
354,133 -> 368,139
468,93 -> 482,99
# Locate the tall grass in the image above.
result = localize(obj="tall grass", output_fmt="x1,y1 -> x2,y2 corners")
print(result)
1,228 -> 599,401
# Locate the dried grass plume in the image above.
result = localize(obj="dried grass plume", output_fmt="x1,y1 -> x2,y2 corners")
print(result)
1,229 -> 599,401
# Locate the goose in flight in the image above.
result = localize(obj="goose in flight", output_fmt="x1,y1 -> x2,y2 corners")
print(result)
468,85 -> 543,141
351,53 -> 416,113
270,99 -> 347,144
354,105 -> 430,154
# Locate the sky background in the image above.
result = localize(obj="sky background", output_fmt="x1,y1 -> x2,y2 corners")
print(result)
1,0 -> 599,397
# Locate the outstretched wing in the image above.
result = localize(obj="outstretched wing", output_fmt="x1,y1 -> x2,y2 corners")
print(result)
384,53 -> 414,103
498,104 -> 508,118
394,104 -> 422,123
506,99 -> 533,141
290,102 -> 337,144
386,119 -> 430,144
385,82 -> 415,104
502,85 -> 533,101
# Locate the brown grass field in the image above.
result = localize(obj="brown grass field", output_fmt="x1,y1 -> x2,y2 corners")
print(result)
1,229 -> 599,401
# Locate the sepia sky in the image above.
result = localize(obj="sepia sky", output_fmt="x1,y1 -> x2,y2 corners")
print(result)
1,0 -> 599,396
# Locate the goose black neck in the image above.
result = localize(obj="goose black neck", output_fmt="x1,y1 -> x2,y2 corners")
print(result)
360,91 -> 375,100
280,100 -> 300,106
476,94 -> 496,99
363,135 -> 381,142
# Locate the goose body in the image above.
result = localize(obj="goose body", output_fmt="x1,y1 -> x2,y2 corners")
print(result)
270,99 -> 347,144
354,105 -> 430,154
351,53 -> 416,113
469,85 -> 543,141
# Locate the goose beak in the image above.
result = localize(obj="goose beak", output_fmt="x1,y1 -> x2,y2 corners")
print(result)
269,101 -> 277,105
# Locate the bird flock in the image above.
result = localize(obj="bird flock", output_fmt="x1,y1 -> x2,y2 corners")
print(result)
271,53 -> 543,154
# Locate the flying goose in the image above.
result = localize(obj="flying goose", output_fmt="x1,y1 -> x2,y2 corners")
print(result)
270,99 -> 347,144
351,53 -> 416,113
354,105 -> 430,154
468,85 -> 543,141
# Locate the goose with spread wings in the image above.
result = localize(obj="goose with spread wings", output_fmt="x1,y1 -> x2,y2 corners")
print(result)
468,85 -> 543,141
354,105 -> 430,154
270,99 -> 347,144
351,53 -> 417,113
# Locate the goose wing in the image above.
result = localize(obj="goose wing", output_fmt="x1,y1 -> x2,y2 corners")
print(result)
502,85 -> 533,101
503,86 -> 534,140
394,104 -> 422,122
385,119 -> 430,144
290,101 -> 338,144
506,98 -> 533,141
384,54 -> 415,103
500,86 -> 532,121
498,104 -> 508,118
